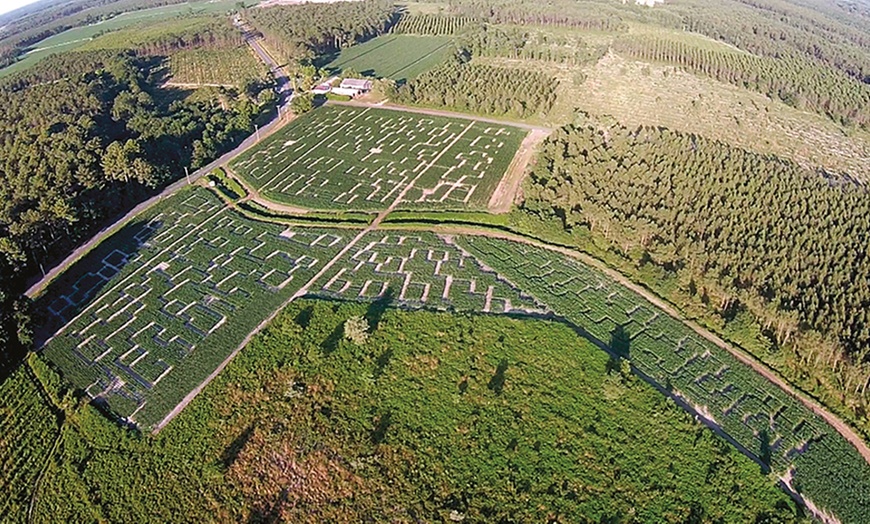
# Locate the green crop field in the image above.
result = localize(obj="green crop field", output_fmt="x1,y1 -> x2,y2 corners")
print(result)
0,0 -> 243,79
0,361 -> 62,520
169,47 -> 268,87
230,105 -> 525,211
322,34 -> 453,81
457,235 -> 870,524
36,187 -> 352,429
312,231 -> 545,314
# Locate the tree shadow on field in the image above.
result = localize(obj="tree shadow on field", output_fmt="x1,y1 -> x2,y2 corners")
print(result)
365,286 -> 395,332
371,411 -> 392,445
487,359 -> 509,395
220,424 -> 255,470
609,324 -> 631,359
29,219 -> 160,350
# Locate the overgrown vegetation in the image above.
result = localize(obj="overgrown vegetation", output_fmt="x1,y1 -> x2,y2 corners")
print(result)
521,121 -> 870,440
4,302 -> 808,522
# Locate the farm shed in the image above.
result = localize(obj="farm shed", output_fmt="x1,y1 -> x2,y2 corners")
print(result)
338,78 -> 373,96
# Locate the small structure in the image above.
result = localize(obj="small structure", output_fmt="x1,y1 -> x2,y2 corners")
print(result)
312,83 -> 332,95
334,78 -> 373,97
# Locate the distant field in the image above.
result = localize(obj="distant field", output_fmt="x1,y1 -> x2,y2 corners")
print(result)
230,105 -> 526,211
169,47 -> 268,87
37,187 -> 352,428
323,34 -> 452,81
0,0 -> 242,79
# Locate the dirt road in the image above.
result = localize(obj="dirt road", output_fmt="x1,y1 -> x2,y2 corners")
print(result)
488,128 -> 550,214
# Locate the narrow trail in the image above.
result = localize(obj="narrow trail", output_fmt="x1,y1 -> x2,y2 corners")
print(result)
422,224 -> 870,467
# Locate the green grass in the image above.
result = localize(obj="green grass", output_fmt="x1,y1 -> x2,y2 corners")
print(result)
0,0 -> 243,79
36,187 -> 351,429
229,105 -> 525,212
457,235 -> 870,524
19,302 -> 805,522
323,34 -> 453,81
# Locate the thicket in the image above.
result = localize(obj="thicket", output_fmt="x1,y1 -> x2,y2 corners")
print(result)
397,60 -> 557,118
0,51 -> 270,375
391,13 -> 477,36
7,302 -> 806,522
521,122 -> 870,432
244,0 -> 399,65
459,24 -> 607,66
611,34 -> 870,128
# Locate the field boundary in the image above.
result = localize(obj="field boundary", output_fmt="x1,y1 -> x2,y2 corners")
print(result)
488,128 -> 550,213
409,223 -> 870,466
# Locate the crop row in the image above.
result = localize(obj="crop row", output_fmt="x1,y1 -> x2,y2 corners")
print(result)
457,235 -> 870,524
168,47 -> 268,88
229,105 -> 524,211
0,366 -> 61,522
392,14 -> 478,36
39,188 -> 351,428
310,231 -> 545,315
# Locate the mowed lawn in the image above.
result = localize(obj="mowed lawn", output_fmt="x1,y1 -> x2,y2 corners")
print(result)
323,34 -> 452,81
229,105 -> 526,212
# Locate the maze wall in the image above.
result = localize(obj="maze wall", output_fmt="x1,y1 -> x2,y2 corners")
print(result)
312,232 -> 547,316
458,236 -> 830,473
40,188 -> 350,427
229,106 -> 525,211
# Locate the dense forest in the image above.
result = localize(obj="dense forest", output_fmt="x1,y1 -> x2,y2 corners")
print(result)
397,60 -> 558,119
244,0 -> 399,66
0,50 -> 269,376
521,121 -> 870,429
459,24 -> 607,66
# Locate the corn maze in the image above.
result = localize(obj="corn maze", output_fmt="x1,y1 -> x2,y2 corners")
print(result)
458,235 -> 870,523
312,232 -> 546,315
229,106 -> 525,211
39,188 -> 351,428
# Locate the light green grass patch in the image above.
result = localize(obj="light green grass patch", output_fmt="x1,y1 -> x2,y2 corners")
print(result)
323,34 -> 453,81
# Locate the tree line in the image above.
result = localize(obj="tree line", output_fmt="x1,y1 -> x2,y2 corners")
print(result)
396,58 -> 558,119
244,0 -> 399,66
459,24 -> 607,66
612,34 -> 870,128
0,50 -> 271,378
521,120 -> 870,430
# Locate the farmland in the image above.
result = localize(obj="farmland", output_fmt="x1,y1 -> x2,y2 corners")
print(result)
36,187 -> 352,429
169,47 -> 268,87
322,34 -> 453,81
229,105 -> 526,211
12,303 -> 803,522
312,231 -> 545,315
0,0 -> 243,79
457,235 -> 870,523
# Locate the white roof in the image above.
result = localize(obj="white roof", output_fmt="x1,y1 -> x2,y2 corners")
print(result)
340,78 -> 372,90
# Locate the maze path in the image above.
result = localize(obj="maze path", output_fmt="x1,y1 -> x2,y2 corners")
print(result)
230,106 -> 525,211
40,188 -> 349,426
458,236 -> 829,473
311,232 -> 548,316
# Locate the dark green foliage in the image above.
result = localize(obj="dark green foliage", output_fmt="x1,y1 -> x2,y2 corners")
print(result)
245,0 -> 399,64
0,51 -> 268,373
397,61 -> 558,118
10,303 -> 805,522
